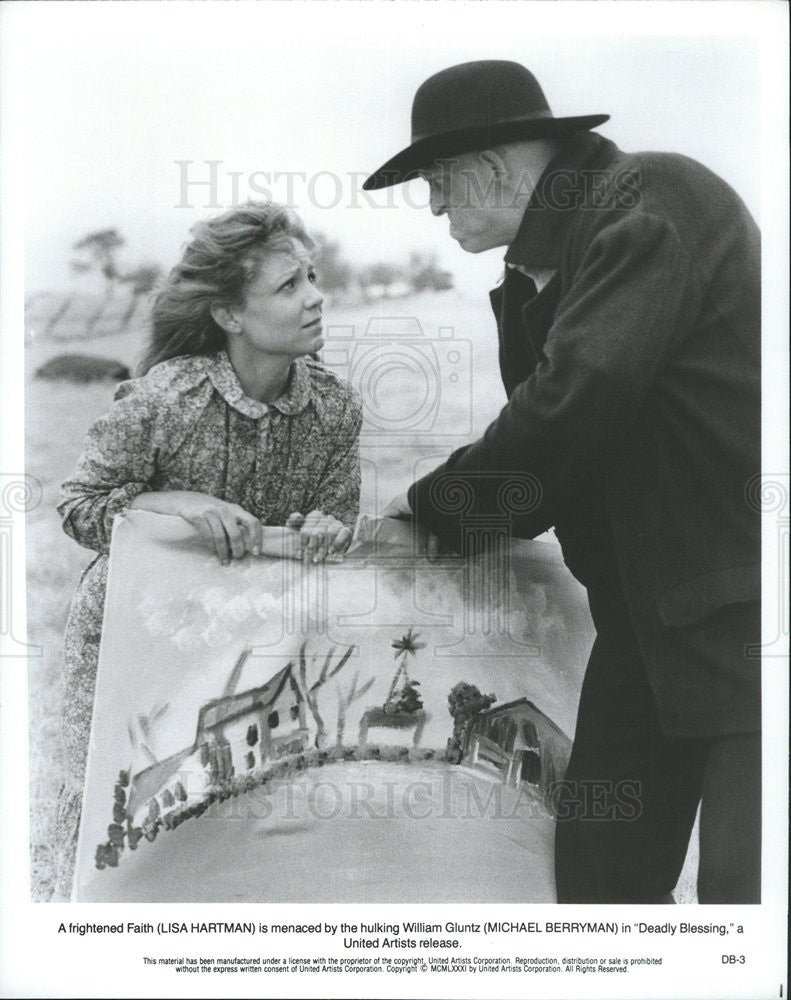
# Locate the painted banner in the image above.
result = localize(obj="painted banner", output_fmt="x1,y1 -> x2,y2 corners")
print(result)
73,512 -> 594,903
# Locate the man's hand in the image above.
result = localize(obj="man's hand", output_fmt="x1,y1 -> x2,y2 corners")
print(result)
382,492 -> 449,559
382,493 -> 413,520
130,490 -> 263,564
286,510 -> 353,563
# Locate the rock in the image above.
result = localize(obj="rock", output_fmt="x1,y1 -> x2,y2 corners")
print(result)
34,353 -> 131,383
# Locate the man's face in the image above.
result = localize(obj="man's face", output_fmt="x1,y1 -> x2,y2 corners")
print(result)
420,150 -> 520,253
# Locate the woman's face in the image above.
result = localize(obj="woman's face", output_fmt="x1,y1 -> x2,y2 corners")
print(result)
229,240 -> 324,362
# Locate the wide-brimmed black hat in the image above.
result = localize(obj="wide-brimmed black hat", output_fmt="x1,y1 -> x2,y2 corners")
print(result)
363,60 -> 609,191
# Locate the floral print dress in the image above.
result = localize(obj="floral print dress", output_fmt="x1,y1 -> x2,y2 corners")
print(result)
53,351 -> 361,895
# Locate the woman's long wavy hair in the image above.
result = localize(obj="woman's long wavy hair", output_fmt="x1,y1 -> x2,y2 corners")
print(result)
137,202 -> 314,375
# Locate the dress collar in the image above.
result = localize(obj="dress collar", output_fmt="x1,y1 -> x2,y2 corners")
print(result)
504,132 -> 618,270
205,350 -> 312,419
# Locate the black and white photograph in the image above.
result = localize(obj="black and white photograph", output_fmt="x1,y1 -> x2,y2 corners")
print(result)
0,1 -> 787,997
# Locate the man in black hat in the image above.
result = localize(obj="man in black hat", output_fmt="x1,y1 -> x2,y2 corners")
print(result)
370,60 -> 761,904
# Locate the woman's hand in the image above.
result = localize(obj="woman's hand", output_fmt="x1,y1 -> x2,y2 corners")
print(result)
286,510 -> 353,563
130,491 -> 263,564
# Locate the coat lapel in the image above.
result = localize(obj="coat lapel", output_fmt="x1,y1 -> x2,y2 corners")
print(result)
491,268 -> 561,398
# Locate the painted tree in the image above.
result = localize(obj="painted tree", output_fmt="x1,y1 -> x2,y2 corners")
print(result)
385,628 -> 425,710
297,642 -> 355,748
335,671 -> 375,747
446,682 -> 497,764
391,679 -> 423,714
126,701 -> 170,766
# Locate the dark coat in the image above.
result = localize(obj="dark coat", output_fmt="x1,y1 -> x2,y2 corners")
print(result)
408,132 -> 760,736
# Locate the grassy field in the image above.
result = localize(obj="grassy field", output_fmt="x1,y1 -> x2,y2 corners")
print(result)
24,288 -> 698,902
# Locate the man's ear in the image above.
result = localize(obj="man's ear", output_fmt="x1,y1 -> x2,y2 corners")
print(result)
479,149 -> 507,177
210,301 -> 241,335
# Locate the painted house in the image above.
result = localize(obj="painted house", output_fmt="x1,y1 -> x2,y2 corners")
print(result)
195,661 -> 308,778
126,746 -> 194,818
127,655 -> 308,822
462,698 -> 571,796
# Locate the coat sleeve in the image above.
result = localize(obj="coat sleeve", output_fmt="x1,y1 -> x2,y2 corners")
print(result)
407,211 -> 703,547
58,379 -> 165,554
307,388 -> 363,529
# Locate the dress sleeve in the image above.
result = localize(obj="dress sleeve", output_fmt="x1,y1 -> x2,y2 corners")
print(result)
308,387 -> 363,529
407,212 -> 703,546
58,379 -> 165,554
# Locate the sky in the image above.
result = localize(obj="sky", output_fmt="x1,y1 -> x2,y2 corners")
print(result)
3,1 -> 778,295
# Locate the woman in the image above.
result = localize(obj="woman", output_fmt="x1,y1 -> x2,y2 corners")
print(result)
53,202 -> 362,897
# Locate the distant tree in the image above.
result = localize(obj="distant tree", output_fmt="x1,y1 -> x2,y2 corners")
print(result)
446,682 -> 497,764
41,291 -> 76,339
72,228 -> 125,335
313,233 -> 352,298
360,261 -> 403,298
41,291 -> 74,340
407,252 -> 454,293
119,263 -> 162,329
